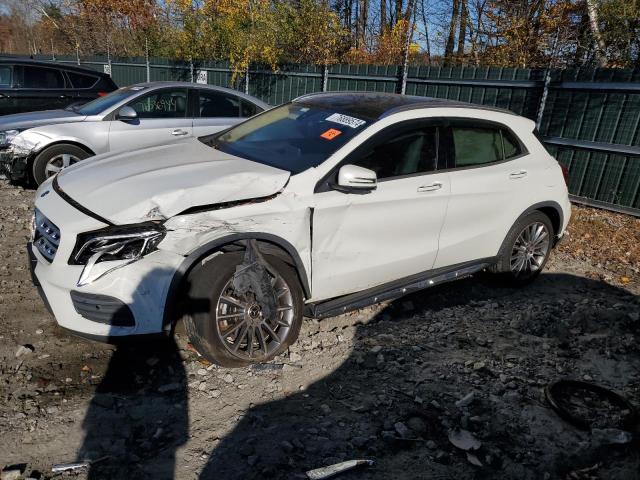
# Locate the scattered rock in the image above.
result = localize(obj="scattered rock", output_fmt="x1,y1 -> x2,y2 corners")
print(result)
591,428 -> 633,445
455,391 -> 476,408
448,429 -> 481,451
406,416 -> 427,435
393,422 -> 411,438
157,382 -> 182,393
15,345 -> 34,358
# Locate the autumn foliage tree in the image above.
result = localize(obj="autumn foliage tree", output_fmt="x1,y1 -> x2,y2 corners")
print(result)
0,0 -> 638,69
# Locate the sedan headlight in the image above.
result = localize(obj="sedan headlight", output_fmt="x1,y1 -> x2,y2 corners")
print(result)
0,129 -> 22,147
71,222 -> 165,286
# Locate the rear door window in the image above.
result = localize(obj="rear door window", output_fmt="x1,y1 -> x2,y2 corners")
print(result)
0,66 -> 11,87
128,89 -> 188,119
240,99 -> 262,117
22,66 -> 65,89
67,71 -> 99,89
197,89 -> 241,118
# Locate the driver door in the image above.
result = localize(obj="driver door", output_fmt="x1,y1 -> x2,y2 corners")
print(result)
107,87 -> 193,154
311,121 -> 451,301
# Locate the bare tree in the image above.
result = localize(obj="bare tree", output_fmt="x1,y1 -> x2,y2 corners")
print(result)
457,0 -> 468,59
586,0 -> 607,66
444,0 -> 460,62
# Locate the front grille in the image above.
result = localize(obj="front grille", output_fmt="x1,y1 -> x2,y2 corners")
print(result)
33,209 -> 61,262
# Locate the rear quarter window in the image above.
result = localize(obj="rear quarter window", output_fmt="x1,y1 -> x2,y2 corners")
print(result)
67,71 -> 99,89
453,127 -> 502,166
451,122 -> 526,167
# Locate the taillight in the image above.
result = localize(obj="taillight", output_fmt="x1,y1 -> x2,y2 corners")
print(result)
560,164 -> 569,186
97,91 -> 107,97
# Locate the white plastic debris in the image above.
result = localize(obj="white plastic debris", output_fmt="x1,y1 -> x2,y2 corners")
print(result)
51,461 -> 90,474
306,459 -> 374,479
51,455 -> 109,474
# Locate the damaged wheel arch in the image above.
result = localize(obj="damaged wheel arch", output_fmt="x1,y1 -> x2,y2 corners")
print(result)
162,232 -> 311,331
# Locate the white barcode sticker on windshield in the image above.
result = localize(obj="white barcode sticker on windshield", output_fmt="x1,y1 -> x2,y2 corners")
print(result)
325,113 -> 366,129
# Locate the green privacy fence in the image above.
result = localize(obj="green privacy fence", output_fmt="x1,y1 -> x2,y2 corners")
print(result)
7,53 -> 640,215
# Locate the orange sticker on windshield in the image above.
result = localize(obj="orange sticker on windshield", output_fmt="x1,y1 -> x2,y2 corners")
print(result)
321,128 -> 342,140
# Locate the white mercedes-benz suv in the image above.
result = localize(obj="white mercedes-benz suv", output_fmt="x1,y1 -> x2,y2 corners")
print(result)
29,92 -> 571,366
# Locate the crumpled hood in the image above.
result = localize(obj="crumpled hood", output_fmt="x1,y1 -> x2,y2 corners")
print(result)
0,109 -> 86,131
55,139 -> 290,224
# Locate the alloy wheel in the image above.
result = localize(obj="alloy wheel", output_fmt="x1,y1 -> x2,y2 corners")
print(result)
510,221 -> 550,277
215,272 -> 294,362
45,153 -> 81,178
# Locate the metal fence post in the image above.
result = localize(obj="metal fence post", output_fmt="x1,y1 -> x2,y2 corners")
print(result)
536,68 -> 551,130
322,64 -> 329,92
145,38 -> 151,82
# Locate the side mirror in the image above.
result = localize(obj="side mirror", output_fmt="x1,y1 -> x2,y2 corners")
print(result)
116,106 -> 138,121
336,164 -> 377,192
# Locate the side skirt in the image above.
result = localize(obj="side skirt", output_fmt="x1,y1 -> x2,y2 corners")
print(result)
306,257 -> 497,319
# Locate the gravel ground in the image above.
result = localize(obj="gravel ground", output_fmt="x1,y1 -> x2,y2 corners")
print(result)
0,179 -> 639,480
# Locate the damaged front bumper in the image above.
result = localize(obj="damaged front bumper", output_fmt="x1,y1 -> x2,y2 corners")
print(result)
0,147 -> 29,181
31,186 -> 185,340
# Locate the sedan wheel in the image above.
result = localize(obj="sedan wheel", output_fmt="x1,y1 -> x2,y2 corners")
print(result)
32,144 -> 91,186
44,153 -> 81,178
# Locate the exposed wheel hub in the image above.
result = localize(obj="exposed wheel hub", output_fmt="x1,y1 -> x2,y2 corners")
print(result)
246,304 -> 263,326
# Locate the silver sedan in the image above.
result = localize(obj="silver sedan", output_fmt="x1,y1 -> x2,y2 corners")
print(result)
0,82 -> 270,185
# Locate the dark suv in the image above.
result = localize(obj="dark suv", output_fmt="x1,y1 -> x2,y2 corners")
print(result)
0,59 -> 118,115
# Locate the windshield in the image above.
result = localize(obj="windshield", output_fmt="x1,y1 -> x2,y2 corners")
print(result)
72,86 -> 146,115
204,103 -> 373,174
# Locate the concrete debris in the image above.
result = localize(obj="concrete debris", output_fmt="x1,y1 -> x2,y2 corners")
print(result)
15,345 -> 34,358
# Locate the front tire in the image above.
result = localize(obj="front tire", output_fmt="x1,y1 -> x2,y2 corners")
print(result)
183,252 -> 304,367
32,144 -> 90,185
494,211 -> 554,285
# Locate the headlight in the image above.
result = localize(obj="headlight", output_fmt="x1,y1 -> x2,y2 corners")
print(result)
0,129 -> 22,147
71,222 -> 165,286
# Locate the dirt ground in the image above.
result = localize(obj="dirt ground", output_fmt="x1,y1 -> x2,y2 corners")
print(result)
0,178 -> 639,480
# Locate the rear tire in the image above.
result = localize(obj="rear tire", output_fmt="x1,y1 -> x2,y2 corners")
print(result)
493,211 -> 554,286
32,144 -> 90,186
183,252 -> 304,367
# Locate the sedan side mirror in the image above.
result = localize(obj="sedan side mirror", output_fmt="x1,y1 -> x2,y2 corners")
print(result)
336,164 -> 377,192
116,106 -> 138,121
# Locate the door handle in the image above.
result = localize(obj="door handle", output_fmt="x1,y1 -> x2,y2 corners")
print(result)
417,182 -> 443,192
509,170 -> 528,179
59,95 -> 69,99
171,129 -> 188,136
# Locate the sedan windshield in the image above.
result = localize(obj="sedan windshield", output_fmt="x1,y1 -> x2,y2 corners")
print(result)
204,103 -> 373,174
71,86 -> 146,116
